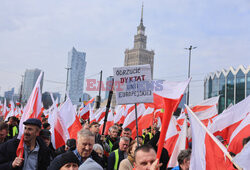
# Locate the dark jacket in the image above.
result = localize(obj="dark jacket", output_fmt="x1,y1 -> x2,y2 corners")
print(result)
148,131 -> 170,170
107,149 -> 126,170
0,136 -> 51,170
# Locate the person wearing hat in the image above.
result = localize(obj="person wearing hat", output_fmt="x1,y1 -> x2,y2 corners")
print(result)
40,129 -> 56,160
0,118 -> 51,170
48,151 -> 80,170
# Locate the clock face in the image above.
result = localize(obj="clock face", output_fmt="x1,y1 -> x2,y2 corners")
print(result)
138,30 -> 144,34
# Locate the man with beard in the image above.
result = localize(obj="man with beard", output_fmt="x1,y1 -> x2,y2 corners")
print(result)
0,118 -> 50,170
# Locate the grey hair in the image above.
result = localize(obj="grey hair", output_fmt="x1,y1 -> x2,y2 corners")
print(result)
177,149 -> 191,165
93,144 -> 104,154
109,125 -> 118,132
120,136 -> 130,142
77,129 -> 95,140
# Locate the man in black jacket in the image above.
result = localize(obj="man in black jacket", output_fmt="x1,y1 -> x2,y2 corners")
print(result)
0,118 -> 50,170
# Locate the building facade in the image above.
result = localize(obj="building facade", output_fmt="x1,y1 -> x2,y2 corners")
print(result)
67,47 -> 87,105
124,5 -> 154,78
4,88 -> 14,101
204,65 -> 250,113
22,68 -> 43,103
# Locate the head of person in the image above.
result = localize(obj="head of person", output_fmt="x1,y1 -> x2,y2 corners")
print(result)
43,122 -> 51,130
82,121 -> 90,130
119,136 -> 130,152
242,136 -> 250,147
121,128 -> 132,138
93,143 -> 104,158
0,122 -> 8,142
135,136 -> 144,145
177,149 -> 191,170
89,122 -> 100,135
23,118 -> 42,144
8,116 -> 18,126
77,129 -> 95,160
42,117 -> 48,124
134,144 -> 157,170
128,140 -> 140,157
109,126 -> 119,139
39,129 -> 51,147
65,139 -> 76,151
49,151 -> 80,170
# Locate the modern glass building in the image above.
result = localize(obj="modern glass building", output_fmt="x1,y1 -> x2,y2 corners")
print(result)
67,47 -> 87,105
204,65 -> 250,113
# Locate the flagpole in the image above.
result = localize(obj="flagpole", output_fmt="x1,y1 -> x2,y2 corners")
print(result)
185,104 -> 242,170
134,103 -> 140,147
102,77 -> 114,135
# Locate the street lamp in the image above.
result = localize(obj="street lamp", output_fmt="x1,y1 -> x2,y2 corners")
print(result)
184,45 -> 197,106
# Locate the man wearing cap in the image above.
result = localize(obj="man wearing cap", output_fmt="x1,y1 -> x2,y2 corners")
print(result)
40,129 -> 56,160
0,118 -> 51,170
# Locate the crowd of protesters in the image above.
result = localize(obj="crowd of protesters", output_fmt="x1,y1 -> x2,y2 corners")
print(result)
0,115 -> 249,170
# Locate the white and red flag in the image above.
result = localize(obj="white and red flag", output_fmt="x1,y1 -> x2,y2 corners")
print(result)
233,142 -> 250,169
168,116 -> 188,168
154,78 -> 190,159
131,105 -> 154,138
79,97 -> 95,120
208,95 -> 250,145
94,107 -> 106,123
16,72 -> 43,158
99,109 -> 114,135
122,103 -> 146,131
58,98 -> 82,140
186,105 -> 241,170
227,112 -> 250,154
48,93 -> 66,149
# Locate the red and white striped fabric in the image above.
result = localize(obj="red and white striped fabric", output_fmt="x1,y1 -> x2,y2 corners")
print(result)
94,107 -> 106,123
228,112 -> 250,154
153,78 -> 191,159
164,116 -> 179,157
16,72 -> 43,158
115,104 -> 133,125
187,105 -> 232,170
168,117 -> 188,168
58,98 -> 82,140
48,93 -> 66,149
79,97 -> 95,120
122,103 -> 146,131
131,106 -> 154,138
5,100 -> 15,121
208,95 -> 250,145
99,109 -> 114,135
233,142 -> 250,169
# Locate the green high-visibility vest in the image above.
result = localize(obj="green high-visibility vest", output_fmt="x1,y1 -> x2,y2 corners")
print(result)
114,149 -> 119,170
8,126 -> 18,137
108,140 -> 113,152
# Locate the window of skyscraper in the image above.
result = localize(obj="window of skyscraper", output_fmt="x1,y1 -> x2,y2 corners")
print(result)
226,71 -> 234,107
219,74 -> 225,113
236,69 -> 245,103
247,72 -> 250,96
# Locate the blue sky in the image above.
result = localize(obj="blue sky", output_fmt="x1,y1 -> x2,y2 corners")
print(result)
0,0 -> 249,104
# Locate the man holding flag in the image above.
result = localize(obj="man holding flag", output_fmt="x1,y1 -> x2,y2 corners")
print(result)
0,118 -> 50,170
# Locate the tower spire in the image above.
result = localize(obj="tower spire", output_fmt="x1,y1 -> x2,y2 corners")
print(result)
140,2 -> 144,24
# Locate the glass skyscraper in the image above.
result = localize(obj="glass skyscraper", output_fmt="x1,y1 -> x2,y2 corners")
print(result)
204,65 -> 250,113
67,47 -> 87,105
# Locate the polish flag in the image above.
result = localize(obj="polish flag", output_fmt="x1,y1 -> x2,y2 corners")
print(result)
168,117 -> 188,168
186,105 -> 240,170
79,97 -> 95,120
114,105 -> 125,124
99,110 -> 114,135
208,95 -> 250,145
154,78 -> 191,159
131,106 -> 155,138
228,112 -> 250,154
58,98 -> 82,140
122,103 -> 146,131
94,107 -> 106,122
16,72 -> 43,158
233,142 -> 250,169
5,100 -> 15,121
48,93 -> 66,149
164,116 -> 179,157
116,104 -> 133,125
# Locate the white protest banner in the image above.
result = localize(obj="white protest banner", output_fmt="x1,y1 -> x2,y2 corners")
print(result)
113,64 -> 153,105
